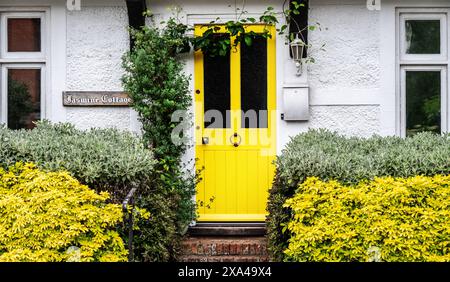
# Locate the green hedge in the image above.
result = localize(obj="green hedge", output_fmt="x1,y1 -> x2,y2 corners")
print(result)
267,129 -> 450,261
0,122 -> 180,261
0,121 -> 155,201
284,175 -> 450,262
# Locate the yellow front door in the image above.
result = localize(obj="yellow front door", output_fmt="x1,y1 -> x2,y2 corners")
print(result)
194,25 -> 276,222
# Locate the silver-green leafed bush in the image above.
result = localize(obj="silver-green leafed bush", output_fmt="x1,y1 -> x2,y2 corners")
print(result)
0,121 -> 155,202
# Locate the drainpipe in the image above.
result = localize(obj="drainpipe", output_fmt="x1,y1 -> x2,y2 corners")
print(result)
125,0 -> 147,51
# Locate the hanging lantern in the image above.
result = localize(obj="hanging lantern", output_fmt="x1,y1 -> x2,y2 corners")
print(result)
289,33 -> 305,76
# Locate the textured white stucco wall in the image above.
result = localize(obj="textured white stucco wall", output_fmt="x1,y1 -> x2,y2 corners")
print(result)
308,5 -> 380,88
276,1 -> 382,149
62,0 -> 383,141
310,105 -> 380,137
66,5 -> 134,131
146,0 -> 384,155
305,2 -> 381,138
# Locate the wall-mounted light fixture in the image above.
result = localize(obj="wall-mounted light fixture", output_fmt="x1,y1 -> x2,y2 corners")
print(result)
67,0 -> 81,11
289,33 -> 306,76
366,0 -> 381,11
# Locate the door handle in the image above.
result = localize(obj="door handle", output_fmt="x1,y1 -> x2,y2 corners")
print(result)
202,137 -> 209,145
229,133 -> 242,147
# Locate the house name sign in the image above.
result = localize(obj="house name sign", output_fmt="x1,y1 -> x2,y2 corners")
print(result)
63,91 -> 132,107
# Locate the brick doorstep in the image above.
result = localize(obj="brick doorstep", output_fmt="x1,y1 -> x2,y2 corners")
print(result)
179,237 -> 269,262
179,255 -> 269,262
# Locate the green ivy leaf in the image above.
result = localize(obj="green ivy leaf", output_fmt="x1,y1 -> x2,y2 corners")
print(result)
244,36 -> 252,46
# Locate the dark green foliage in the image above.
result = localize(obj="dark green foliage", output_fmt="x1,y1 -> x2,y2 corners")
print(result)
405,20 -> 441,54
406,71 -> 441,136
267,129 -> 450,261
133,192 -> 178,262
122,24 -> 191,160
122,18 -> 197,261
7,77 -> 34,130
192,6 -> 280,57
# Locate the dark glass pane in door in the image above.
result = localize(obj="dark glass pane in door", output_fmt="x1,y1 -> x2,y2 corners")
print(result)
406,71 -> 441,136
203,34 -> 231,128
241,36 -> 267,128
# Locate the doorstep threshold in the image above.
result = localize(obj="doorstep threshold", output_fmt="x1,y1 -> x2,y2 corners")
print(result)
188,222 -> 266,237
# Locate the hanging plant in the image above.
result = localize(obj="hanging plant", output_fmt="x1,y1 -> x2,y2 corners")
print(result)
191,5 -> 282,57
190,1 -> 324,58
150,2 -> 323,59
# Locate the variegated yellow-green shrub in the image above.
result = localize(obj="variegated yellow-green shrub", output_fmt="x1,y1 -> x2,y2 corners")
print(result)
0,163 -> 128,262
283,175 -> 450,262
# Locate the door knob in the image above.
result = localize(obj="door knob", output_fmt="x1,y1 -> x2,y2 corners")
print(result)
202,137 -> 209,145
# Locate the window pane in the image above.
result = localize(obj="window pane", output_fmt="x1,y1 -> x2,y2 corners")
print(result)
8,18 -> 41,52
406,71 -> 441,136
405,20 -> 440,54
240,36 -> 268,128
8,69 -> 41,129
203,34 -> 231,129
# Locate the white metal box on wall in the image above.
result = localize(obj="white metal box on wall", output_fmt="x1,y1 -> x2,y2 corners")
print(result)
282,86 -> 310,121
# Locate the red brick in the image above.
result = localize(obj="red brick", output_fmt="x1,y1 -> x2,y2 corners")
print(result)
197,243 -> 204,255
203,243 -> 211,256
190,243 -> 197,255
179,236 -> 269,262
249,244 -> 256,255
222,243 -> 230,255
255,244 -> 263,255
210,243 -> 217,255
242,244 -> 250,255
229,244 -> 237,255
235,244 -> 242,255
216,243 -> 223,255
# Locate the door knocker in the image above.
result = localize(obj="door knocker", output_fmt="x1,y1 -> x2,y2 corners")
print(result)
230,133 -> 242,147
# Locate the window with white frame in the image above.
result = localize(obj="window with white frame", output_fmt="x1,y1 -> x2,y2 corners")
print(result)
398,9 -> 449,137
0,12 -> 46,129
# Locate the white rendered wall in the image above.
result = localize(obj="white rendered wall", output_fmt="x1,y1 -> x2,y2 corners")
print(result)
1,0 -> 387,145
287,0 -> 383,146
61,0 -> 441,143
148,0 -> 385,157
65,1 -> 137,131
304,1 -> 382,140
0,0 -> 140,132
